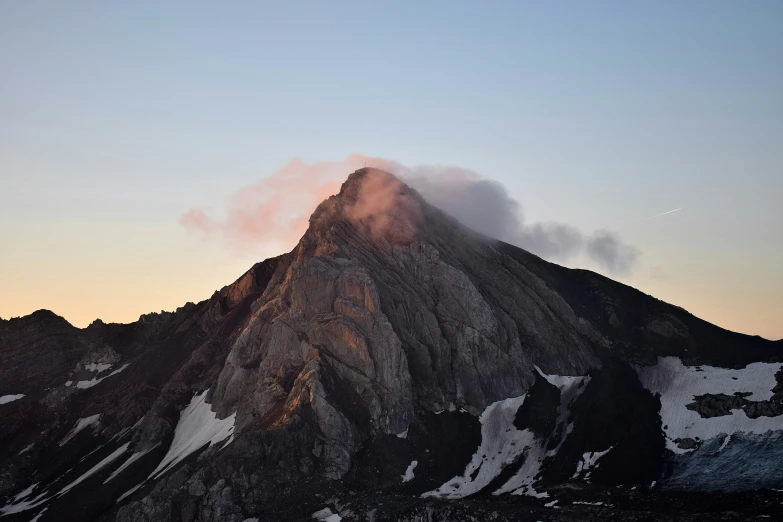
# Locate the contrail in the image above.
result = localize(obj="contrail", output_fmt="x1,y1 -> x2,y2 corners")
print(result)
647,207 -> 682,219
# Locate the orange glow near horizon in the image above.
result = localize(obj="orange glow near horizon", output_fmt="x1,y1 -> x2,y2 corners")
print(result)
1,200 -> 780,341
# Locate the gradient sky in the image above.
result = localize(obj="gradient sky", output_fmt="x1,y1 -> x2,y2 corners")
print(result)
1,1 -> 781,339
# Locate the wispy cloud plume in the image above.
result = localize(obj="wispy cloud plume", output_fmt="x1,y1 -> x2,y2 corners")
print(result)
399,165 -> 639,273
179,156 -> 365,253
585,231 -> 640,275
180,154 -> 641,274
342,169 -> 422,243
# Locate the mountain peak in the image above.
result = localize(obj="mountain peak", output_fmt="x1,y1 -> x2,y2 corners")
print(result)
0,308 -> 71,328
337,167 -> 400,197
306,167 -> 428,249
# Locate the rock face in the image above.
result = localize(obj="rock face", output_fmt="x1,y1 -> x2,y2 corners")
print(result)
1,169 -> 782,521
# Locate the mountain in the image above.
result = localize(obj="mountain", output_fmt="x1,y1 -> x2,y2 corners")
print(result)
1,168 -> 782,522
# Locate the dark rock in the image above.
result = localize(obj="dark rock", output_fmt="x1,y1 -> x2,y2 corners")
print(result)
687,393 -> 783,419
540,360 -> 666,486
513,370 -> 561,438
675,438 -> 701,451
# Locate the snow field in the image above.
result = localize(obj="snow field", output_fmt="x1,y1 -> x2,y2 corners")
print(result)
637,357 -> 783,454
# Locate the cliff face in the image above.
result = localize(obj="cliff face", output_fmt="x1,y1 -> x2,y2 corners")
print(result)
1,169 -> 781,522
206,169 -> 604,481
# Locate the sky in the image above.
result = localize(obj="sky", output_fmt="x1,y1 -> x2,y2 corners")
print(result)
1,1 -> 781,339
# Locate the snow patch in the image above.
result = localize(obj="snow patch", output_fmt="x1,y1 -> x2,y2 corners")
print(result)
148,390 -> 235,479
718,434 -> 732,452
0,491 -> 49,516
544,499 -> 559,508
104,444 -> 159,483
59,414 -> 101,446
5,443 -> 132,514
522,488 -> 549,499
499,371 -> 589,497
637,357 -> 783,454
28,507 -> 47,522
401,460 -> 418,482
573,501 -> 604,506
423,369 -> 591,500
84,362 -> 113,373
56,443 -> 129,498
536,370 -> 583,390
0,394 -> 25,405
111,417 -> 144,442
396,429 -> 408,439
312,507 -> 342,521
572,447 -> 614,479
494,428 -> 545,496
12,483 -> 38,503
116,483 -> 143,503
75,363 -> 130,389
422,395 -> 528,499
79,443 -> 109,463
18,443 -> 34,455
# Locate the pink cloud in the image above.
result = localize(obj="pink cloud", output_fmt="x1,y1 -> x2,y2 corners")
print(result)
179,154 -> 640,274
179,208 -> 214,237
180,154 -> 376,255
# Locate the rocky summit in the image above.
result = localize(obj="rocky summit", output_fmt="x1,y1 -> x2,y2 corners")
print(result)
1,169 -> 782,521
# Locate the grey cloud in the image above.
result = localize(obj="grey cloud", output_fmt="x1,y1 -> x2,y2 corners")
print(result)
402,167 -> 640,275
585,231 -> 640,275
516,223 -> 585,261
406,175 -> 520,239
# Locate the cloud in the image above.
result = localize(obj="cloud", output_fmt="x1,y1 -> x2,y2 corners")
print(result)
180,154 -> 640,275
399,167 -> 638,272
180,156 -> 364,254
401,171 -> 520,239
518,223 -> 585,261
403,170 -> 586,260
585,231 -> 640,275
179,209 -> 214,237
342,169 -> 422,243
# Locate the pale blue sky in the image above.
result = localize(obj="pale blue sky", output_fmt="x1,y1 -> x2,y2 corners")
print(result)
1,2 -> 782,338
